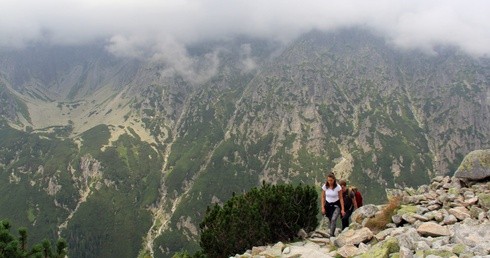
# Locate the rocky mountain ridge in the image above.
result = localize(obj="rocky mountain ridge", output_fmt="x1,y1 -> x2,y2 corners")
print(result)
234,149 -> 490,258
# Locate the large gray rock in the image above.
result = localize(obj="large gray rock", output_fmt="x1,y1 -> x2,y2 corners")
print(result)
395,228 -> 420,250
478,193 -> 490,211
452,224 -> 490,251
356,237 -> 400,258
454,149 -> 490,182
416,222 -> 451,237
448,207 -> 471,220
334,227 -> 374,247
336,244 -> 361,257
259,242 -> 285,257
351,204 -> 379,224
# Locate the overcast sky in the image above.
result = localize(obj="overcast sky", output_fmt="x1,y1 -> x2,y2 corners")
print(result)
1,0 -> 489,58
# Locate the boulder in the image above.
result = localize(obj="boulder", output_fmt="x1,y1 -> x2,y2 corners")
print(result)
416,222 -> 451,237
454,149 -> 490,182
259,242 -> 285,257
280,243 -> 333,258
477,193 -> 490,211
334,227 -> 373,247
398,246 -> 414,258
416,249 -> 456,257
375,228 -> 395,241
442,214 -> 458,225
351,204 -> 379,224
391,214 -> 402,225
297,228 -> 308,239
448,207 -> 470,220
411,213 -> 429,222
394,228 -> 420,250
396,205 -> 418,216
451,243 -> 468,255
452,224 -> 490,251
401,213 -> 417,224
251,246 -> 266,255
336,244 -> 361,257
356,237 -> 400,258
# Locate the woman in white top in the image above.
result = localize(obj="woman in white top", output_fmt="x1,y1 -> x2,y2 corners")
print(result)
321,172 -> 345,236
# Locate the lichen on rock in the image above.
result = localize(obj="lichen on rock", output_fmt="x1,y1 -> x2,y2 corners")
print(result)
454,149 -> 490,182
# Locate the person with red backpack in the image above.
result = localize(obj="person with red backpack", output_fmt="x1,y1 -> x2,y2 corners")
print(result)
339,180 -> 358,230
351,186 -> 363,207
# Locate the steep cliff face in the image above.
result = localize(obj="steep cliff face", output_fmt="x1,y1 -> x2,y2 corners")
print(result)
0,29 -> 488,257
220,29 -> 488,192
390,47 -> 489,174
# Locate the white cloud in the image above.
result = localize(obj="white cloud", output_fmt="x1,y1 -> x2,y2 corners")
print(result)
0,0 -> 489,57
239,44 -> 257,72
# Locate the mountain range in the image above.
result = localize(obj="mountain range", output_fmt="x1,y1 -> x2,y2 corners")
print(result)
0,28 -> 488,257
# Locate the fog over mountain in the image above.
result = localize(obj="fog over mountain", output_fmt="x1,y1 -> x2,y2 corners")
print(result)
0,1 -> 489,258
2,0 -> 490,59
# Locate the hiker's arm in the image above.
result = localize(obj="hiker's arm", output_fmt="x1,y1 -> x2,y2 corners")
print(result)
339,190 -> 345,216
321,190 -> 325,215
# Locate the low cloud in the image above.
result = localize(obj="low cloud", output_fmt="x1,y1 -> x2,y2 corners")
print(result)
239,44 -> 257,72
106,35 -> 220,83
1,0 -> 489,58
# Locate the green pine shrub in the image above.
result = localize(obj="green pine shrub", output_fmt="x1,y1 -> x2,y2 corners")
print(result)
0,220 -> 67,258
199,182 -> 318,258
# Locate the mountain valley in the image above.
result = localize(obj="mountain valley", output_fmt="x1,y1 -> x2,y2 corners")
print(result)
0,29 -> 488,257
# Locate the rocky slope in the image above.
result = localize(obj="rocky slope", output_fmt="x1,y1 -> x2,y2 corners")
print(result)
235,149 -> 490,258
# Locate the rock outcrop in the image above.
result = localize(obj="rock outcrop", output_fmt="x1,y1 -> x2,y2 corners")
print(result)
454,149 -> 490,183
234,175 -> 490,258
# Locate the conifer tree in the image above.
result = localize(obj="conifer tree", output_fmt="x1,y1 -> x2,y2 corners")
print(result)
0,219 -> 68,258
199,183 -> 318,258
18,228 -> 27,253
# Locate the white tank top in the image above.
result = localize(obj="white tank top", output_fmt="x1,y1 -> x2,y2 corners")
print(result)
322,184 -> 341,203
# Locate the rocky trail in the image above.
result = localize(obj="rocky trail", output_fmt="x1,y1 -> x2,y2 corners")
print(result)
234,149 -> 490,258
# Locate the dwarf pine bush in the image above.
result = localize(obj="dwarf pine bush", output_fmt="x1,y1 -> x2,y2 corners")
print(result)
0,220 -> 68,258
199,182 -> 318,258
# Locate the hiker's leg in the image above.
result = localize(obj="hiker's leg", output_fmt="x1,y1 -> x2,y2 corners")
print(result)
341,209 -> 352,230
329,207 -> 340,236
324,205 -> 333,230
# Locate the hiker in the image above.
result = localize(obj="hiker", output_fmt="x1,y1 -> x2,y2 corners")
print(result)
321,173 -> 345,236
339,180 -> 358,230
351,186 -> 363,207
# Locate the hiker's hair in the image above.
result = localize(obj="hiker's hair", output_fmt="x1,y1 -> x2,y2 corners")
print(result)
326,173 -> 338,188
